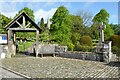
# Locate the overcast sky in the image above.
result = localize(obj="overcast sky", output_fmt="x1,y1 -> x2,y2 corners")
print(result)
0,0 -> 119,24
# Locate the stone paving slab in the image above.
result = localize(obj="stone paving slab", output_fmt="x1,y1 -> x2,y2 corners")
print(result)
0,57 -> 120,78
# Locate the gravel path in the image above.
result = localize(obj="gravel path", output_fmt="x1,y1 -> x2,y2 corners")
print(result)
0,57 -> 120,78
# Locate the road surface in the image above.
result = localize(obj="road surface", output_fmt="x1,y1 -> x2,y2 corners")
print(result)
0,67 -> 23,79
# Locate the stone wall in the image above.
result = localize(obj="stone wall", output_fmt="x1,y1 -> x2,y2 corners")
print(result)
59,52 -> 104,62
0,45 -> 8,58
0,45 -> 3,54
38,44 -> 59,54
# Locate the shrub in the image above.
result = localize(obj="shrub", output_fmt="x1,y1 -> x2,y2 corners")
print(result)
67,43 -> 75,51
60,41 -> 74,51
74,45 -> 92,52
109,35 -> 120,47
80,36 -> 92,46
112,46 -> 120,56
71,33 -> 80,44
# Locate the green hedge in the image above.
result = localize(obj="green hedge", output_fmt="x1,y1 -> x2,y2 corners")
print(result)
74,45 -> 93,52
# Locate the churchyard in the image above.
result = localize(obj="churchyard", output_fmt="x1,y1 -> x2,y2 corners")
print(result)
0,2 -> 120,79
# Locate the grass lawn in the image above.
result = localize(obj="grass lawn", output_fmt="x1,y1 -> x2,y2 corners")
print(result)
1,57 -> 119,78
18,41 -> 34,52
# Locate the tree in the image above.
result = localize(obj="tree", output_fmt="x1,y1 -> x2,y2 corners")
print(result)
89,25 -> 99,39
70,15 -> 84,48
92,9 -> 109,24
92,9 -> 114,40
50,6 -> 73,50
110,24 -> 120,35
76,10 -> 93,27
50,6 -> 70,41
70,15 -> 84,33
39,19 -> 50,43
104,24 -> 114,40
40,30 -> 49,43
109,35 -> 120,47
40,18 -> 45,32
16,7 -> 35,21
0,13 -> 11,34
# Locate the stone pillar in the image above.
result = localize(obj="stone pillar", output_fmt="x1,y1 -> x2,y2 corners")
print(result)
7,30 -> 16,58
36,30 -> 39,57
12,32 -> 16,56
103,41 -> 113,63
103,52 -> 109,63
101,30 -> 104,42
7,30 -> 12,58
108,41 -> 112,61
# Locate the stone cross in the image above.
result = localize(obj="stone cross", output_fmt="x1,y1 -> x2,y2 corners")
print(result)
97,22 -> 106,44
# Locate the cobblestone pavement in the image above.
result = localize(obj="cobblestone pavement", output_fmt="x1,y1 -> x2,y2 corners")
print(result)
0,57 -> 120,78
0,67 -> 23,79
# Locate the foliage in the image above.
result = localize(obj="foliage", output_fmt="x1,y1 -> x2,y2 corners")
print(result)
74,45 -> 92,52
76,10 -> 93,27
71,33 -> 80,45
70,15 -> 83,50
40,18 -> 45,32
92,9 -> 114,40
0,14 -> 11,33
80,36 -> 92,46
18,41 -> 34,52
112,46 -> 120,56
16,32 -> 36,40
16,7 -> 35,21
50,6 -> 72,49
51,6 -> 69,27
40,30 -> 49,43
89,25 -> 99,39
92,9 -> 109,24
70,15 -> 84,33
1,6 -> 118,52
109,35 -> 120,47
104,23 -> 114,40
110,24 -> 120,35
67,43 -> 75,51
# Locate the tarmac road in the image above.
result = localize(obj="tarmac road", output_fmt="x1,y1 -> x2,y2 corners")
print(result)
0,67 -> 23,79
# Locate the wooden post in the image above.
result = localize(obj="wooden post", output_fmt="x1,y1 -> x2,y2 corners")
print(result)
36,30 -> 39,57
12,32 -> 16,56
13,32 -> 16,42
23,16 -> 25,28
